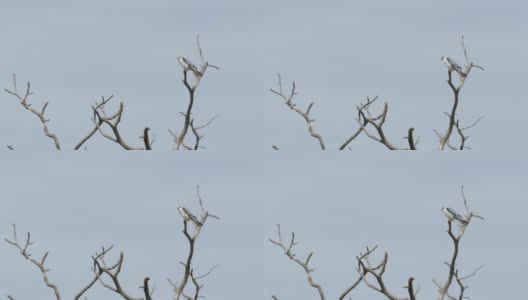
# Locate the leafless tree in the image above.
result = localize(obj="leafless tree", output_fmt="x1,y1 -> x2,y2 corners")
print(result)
169,35 -> 220,150
4,186 -> 219,300
4,37 -> 218,150
271,37 -> 483,150
433,186 -> 484,300
435,36 -> 485,150
169,186 -> 220,300
270,186 -> 483,299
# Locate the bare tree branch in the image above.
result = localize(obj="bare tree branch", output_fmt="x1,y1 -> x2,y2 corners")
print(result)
91,248 -> 147,300
356,246 -> 411,300
338,126 -> 364,150
4,74 -> 61,149
173,36 -> 219,150
142,127 -> 152,150
172,185 -> 220,300
269,224 -> 327,300
4,224 -> 62,300
74,245 -> 114,300
91,96 -> 145,150
453,116 -> 485,150
406,128 -> 417,150
356,98 -> 408,150
435,187 -> 484,300
73,95 -> 113,150
270,74 -> 326,150
438,36 -> 484,150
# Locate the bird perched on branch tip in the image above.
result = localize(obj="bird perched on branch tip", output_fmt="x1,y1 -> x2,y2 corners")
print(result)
441,56 -> 466,78
442,207 -> 468,226
178,206 -> 203,226
178,56 -> 203,79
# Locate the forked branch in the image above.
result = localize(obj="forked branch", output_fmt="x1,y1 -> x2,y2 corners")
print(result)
270,74 -> 326,150
437,36 -> 484,150
435,186 -> 484,300
173,36 -> 219,150
4,74 -> 61,149
171,185 -> 220,300
356,97 -> 411,150
91,95 -> 146,150
4,224 -> 62,300
269,224 -> 326,300
268,224 -> 366,300
356,246 -> 414,300
91,247 -> 151,300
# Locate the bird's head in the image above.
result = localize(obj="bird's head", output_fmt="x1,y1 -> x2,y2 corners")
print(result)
440,56 -> 446,62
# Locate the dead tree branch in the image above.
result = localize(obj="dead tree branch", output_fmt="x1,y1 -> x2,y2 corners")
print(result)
74,95 -> 112,150
4,224 -> 62,300
72,245 -> 114,300
270,74 -> 326,150
91,247 -> 150,300
269,224 -> 365,300
172,36 -> 219,150
142,127 -> 153,150
171,185 -> 220,300
4,74 -> 61,149
4,225 -> 128,300
338,124 -> 364,150
91,96 -> 145,150
434,186 -> 484,300
356,97 -> 410,150
356,246 -> 414,300
269,224 -> 326,300
437,36 -> 484,150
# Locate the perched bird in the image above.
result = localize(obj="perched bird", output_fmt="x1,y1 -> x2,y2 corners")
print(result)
441,56 -> 466,78
178,206 -> 203,226
442,207 -> 468,226
177,56 -> 202,79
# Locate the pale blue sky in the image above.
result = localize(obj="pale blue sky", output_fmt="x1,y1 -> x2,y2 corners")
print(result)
1,152 -> 527,299
1,1 -> 527,299
264,152 -> 528,299
1,0 -> 527,150
0,153 -> 264,299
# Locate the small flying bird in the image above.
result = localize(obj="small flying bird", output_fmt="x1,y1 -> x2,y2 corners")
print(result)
441,56 -> 466,78
178,206 -> 203,226
177,56 -> 202,79
442,207 -> 468,226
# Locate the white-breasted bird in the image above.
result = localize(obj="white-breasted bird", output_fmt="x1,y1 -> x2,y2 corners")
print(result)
441,56 -> 466,78
178,206 -> 203,226
442,207 -> 468,226
177,56 -> 202,79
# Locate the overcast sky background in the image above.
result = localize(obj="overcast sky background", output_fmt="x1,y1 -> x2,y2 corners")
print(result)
1,1 -> 527,299
0,153 -> 263,299
1,152 -> 527,299
0,0 -> 527,150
